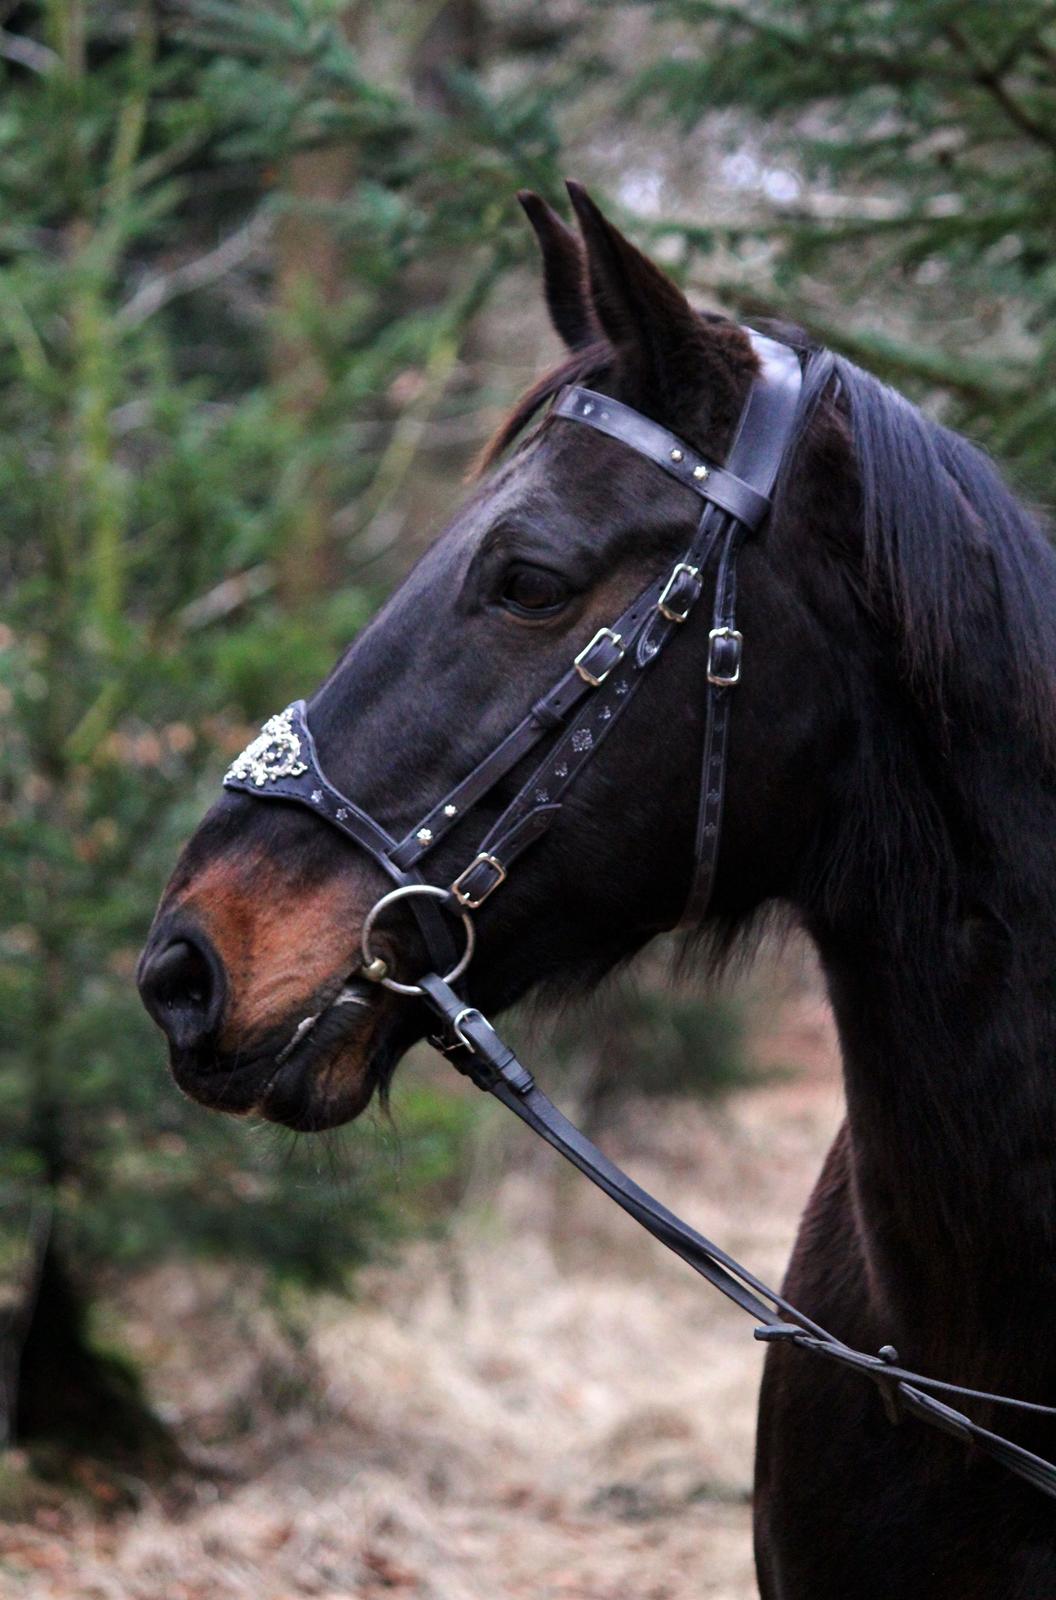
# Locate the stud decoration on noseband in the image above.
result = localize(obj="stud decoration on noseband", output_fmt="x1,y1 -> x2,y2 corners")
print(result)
224,706 -> 308,788
220,329 -> 1056,1502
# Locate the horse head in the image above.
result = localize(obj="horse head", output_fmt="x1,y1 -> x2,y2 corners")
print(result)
136,185 -> 864,1129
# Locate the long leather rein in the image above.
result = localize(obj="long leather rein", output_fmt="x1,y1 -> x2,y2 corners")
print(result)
222,332 -> 1056,1502
420,971 -> 1056,1502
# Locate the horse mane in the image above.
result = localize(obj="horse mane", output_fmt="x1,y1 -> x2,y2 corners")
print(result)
817,354 -> 1056,762
472,340 -> 612,476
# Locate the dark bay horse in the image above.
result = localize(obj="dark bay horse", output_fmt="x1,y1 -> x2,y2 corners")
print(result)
138,183 -> 1056,1596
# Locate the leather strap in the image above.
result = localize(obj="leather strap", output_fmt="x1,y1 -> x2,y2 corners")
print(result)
724,333 -> 804,502
678,519 -> 743,926
553,387 -> 771,528
419,973 -> 1056,1504
678,333 -> 803,926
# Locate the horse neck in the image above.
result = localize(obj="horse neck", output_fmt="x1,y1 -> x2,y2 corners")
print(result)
805,725 -> 1056,1383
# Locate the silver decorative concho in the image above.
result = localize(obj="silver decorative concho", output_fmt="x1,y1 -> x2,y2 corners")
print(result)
224,705 -> 308,788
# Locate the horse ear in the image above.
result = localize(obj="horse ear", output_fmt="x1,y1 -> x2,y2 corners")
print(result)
565,180 -> 703,395
517,190 -> 599,353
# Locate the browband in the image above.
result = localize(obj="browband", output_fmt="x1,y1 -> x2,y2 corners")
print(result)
553,331 -> 802,529
553,385 -> 771,528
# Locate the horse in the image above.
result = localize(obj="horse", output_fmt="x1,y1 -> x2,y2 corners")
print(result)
137,182 -> 1056,1597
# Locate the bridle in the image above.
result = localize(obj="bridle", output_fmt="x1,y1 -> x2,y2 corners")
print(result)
224,331 -> 804,969
222,331 -> 1056,1501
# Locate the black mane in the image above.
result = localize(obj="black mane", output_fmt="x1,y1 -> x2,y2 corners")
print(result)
817,354 -> 1056,760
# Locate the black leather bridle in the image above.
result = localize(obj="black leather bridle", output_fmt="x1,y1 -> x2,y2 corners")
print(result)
225,333 -> 803,955
222,331 -> 1056,1501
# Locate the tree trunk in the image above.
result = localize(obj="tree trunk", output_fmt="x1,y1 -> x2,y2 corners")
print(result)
272,141 -> 359,609
13,1233 -> 180,1476
272,4 -> 366,610
410,0 -> 484,111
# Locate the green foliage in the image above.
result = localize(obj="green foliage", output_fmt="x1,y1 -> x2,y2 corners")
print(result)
629,0 -> 1056,491
0,0 -> 570,1430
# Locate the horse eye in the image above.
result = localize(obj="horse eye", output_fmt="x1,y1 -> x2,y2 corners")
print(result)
498,564 -> 572,618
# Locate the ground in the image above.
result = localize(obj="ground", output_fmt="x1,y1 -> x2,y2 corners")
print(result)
0,964 -> 842,1600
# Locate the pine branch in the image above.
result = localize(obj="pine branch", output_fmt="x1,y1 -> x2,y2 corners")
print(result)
700,277 -> 1024,404
944,21 -> 1056,154
659,1 -> 963,90
0,26 -> 59,73
1030,33 -> 1056,79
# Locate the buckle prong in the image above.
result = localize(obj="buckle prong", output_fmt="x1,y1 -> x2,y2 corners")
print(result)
452,1006 -> 484,1051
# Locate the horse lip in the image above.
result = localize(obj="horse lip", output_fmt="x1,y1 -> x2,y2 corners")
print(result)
257,1046 -> 378,1131
274,975 -> 377,1070
169,1046 -> 278,1114
168,977 -> 380,1119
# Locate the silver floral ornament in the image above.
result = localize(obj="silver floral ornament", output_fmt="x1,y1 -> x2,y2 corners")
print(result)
224,706 -> 308,789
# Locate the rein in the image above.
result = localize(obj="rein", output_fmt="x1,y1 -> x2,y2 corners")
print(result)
222,331 -> 1056,1502
418,972 -> 1056,1502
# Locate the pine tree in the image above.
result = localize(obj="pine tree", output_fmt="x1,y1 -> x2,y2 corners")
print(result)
629,0 -> 1056,489
0,0 -> 565,1471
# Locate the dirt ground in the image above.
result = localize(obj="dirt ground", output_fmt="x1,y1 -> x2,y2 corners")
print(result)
1,962 -> 843,1600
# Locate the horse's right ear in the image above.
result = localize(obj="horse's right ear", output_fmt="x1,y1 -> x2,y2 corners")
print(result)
518,190 -> 599,353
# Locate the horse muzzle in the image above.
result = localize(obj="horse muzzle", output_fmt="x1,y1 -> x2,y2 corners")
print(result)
139,917 -> 394,1129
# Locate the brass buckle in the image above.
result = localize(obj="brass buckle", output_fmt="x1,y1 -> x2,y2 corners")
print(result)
657,563 -> 700,623
451,852 -> 507,909
707,626 -> 743,687
574,627 -> 624,687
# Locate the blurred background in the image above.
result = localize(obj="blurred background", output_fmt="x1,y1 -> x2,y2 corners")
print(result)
0,2 -> 1052,1595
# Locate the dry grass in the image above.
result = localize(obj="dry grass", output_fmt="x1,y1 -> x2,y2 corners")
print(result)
0,960 -> 842,1600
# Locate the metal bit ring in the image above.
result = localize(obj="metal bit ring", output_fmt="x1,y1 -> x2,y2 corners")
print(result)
360,884 -> 475,996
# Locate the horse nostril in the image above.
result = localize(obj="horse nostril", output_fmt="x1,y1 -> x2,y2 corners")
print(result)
138,932 -> 225,1052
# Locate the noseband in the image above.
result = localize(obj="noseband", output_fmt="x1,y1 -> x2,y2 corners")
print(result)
221,331 -> 1056,1500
